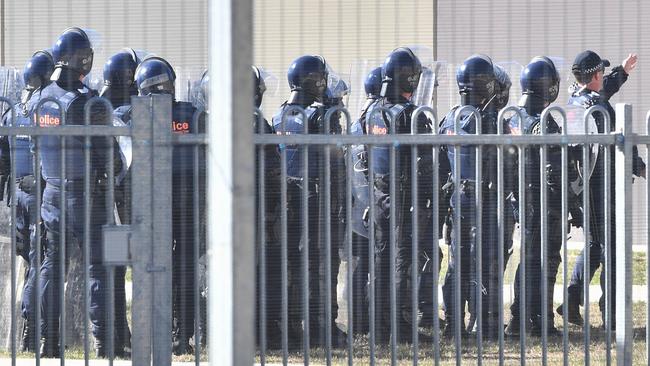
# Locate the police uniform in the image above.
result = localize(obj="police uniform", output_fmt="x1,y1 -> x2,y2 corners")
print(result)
38,69 -> 112,354
272,100 -> 346,346
507,109 -> 564,333
366,95 -> 434,342
564,61 -> 645,325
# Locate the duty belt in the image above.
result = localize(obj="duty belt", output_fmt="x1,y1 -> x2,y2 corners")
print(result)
45,178 -> 86,190
286,176 -> 320,191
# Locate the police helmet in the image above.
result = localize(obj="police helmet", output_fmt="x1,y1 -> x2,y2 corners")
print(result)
51,27 -> 94,78
23,50 -> 54,91
364,67 -> 382,98
102,49 -> 139,89
381,47 -> 422,97
456,54 -> 497,106
134,56 -> 176,96
287,55 -> 328,100
253,66 -> 266,108
519,56 -> 560,108
493,64 -> 512,110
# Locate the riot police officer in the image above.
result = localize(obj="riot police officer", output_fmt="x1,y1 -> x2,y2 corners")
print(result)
559,50 -> 645,327
348,66 -> 381,335
272,55 -> 347,347
364,47 -> 434,344
504,56 -> 564,336
439,54 -> 506,339
133,56 -> 205,355
0,50 -> 54,352
37,27 -> 114,357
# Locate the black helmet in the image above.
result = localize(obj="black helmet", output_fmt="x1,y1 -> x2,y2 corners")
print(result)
493,64 -> 512,110
102,49 -> 140,89
380,47 -> 422,98
134,56 -> 176,96
51,27 -> 94,78
519,56 -> 560,111
287,55 -> 328,100
253,66 -> 266,108
23,50 -> 54,91
364,67 -> 382,98
456,54 -> 497,107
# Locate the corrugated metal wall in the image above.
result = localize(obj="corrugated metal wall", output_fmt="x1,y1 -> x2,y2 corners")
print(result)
253,0 -> 649,243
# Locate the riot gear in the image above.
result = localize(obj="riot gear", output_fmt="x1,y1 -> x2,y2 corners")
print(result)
100,49 -> 141,107
518,56 -> 560,114
364,66 -> 383,98
456,54 -> 497,108
135,56 -> 176,97
286,55 -> 328,105
22,50 -> 54,98
380,47 -> 422,100
51,27 -> 94,79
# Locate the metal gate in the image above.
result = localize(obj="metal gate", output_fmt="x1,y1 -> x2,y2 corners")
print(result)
252,102 -> 644,366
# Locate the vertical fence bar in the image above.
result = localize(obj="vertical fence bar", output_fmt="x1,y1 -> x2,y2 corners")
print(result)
561,108 -> 569,366
614,103 -> 633,366
256,109 -> 267,365
5,102 -> 16,366
518,144 -> 526,365
193,110 -> 203,366
367,110 -> 377,366
59,100 -> 67,364
324,108 -> 333,366
453,110 -> 462,366
344,110 -> 354,366
496,108 -> 505,366
582,109 -> 591,366
475,109 -> 483,365
603,108 -> 612,365
303,106 -> 310,365
83,98 -> 92,366
646,111 -> 650,366
540,109 -> 549,366
389,107 -> 397,366
411,109 -> 420,365
280,124 -> 288,365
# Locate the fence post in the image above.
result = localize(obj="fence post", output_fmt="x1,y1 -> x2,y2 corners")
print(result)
615,103 -> 633,366
130,95 -> 174,366
209,0 -> 254,364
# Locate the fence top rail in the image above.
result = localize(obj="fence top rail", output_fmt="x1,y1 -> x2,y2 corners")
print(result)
0,125 -> 131,136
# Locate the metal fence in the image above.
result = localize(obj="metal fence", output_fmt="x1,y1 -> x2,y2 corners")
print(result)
252,102 -> 644,365
0,94 -> 207,366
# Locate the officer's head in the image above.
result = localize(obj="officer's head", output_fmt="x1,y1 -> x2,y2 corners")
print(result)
23,50 -> 55,92
519,56 -> 560,113
287,55 -> 328,104
492,64 -> 511,110
51,27 -> 94,81
253,66 -> 266,108
456,54 -> 497,108
134,56 -> 176,97
364,67 -> 383,99
572,50 -> 609,91
101,49 -> 140,99
380,47 -> 422,100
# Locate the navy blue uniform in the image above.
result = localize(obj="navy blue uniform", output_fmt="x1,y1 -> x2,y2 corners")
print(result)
272,102 -> 346,346
169,101 -> 205,343
37,75 -> 113,345
365,96 -> 434,342
0,97 -> 41,338
566,66 -> 645,322
507,109 -> 565,331
439,106 -> 511,337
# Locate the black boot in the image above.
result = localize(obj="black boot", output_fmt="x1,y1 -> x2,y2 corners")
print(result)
556,302 -> 583,326
40,337 -> 60,358
20,321 -> 36,353
172,337 -> 193,356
